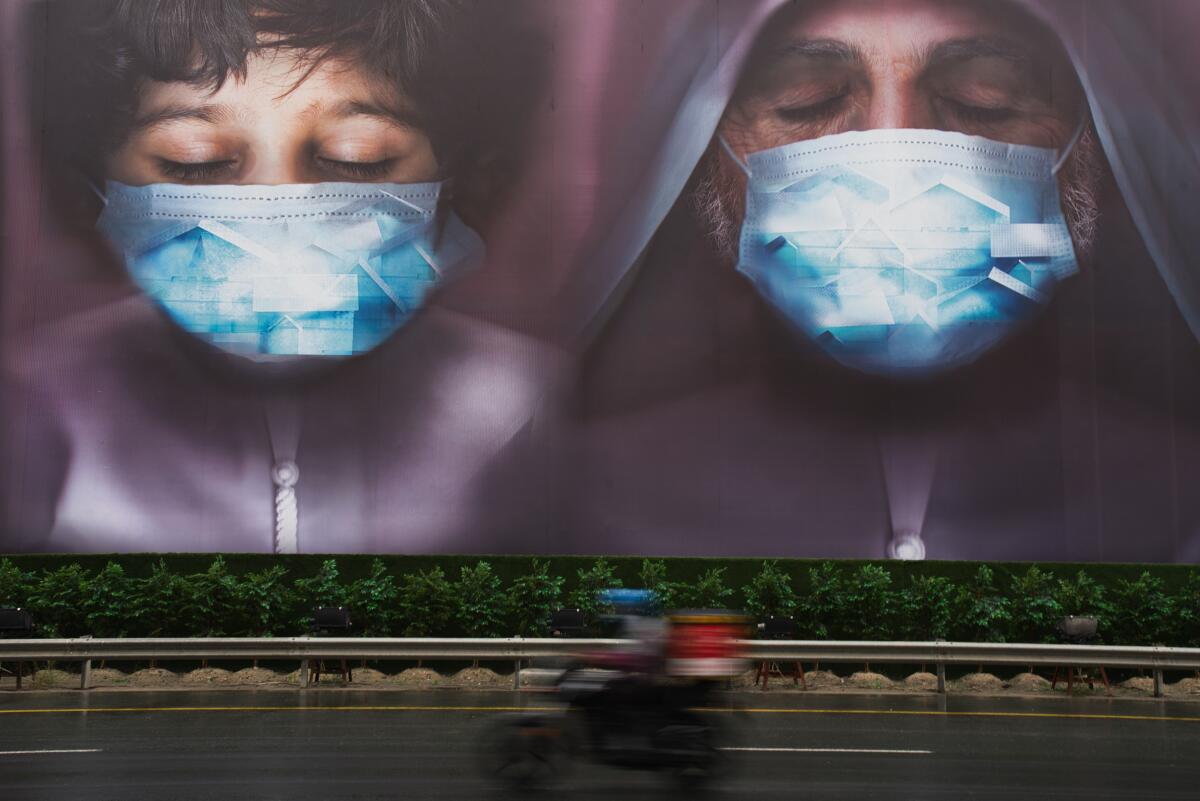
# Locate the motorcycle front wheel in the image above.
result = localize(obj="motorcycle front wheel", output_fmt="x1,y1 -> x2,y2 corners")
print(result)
476,713 -> 569,792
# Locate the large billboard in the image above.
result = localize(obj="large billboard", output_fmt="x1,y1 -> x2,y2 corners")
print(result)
2,0 -> 1197,561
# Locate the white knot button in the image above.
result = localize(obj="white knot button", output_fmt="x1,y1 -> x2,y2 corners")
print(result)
271,459 -> 300,488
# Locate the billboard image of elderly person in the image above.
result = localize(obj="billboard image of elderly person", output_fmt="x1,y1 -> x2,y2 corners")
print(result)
0,0 -> 556,553
557,0 -> 1200,561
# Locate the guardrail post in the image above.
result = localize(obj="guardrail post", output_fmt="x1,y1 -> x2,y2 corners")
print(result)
299,659 -> 310,689
936,661 -> 946,694
77,636 -> 93,691
1154,668 -> 1164,698
513,659 -> 522,689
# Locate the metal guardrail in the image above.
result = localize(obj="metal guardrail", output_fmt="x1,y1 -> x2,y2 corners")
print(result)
2,638 -> 1198,695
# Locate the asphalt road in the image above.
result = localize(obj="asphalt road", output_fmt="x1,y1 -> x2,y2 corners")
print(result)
1,689 -> 1198,800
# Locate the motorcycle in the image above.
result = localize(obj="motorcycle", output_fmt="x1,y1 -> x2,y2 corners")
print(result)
478,605 -> 748,792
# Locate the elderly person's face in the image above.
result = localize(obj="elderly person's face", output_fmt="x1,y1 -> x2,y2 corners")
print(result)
703,0 -> 1102,256
722,0 -> 1084,155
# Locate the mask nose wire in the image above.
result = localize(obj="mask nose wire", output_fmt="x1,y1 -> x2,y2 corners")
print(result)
1051,113 -> 1089,176
718,135 -> 753,177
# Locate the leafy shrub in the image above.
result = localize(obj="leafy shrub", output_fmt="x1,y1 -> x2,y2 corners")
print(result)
844,564 -> 896,640
801,562 -> 847,639
292,559 -> 348,630
129,560 -> 194,637
0,557 -> 1193,647
0,558 -> 35,608
637,559 -> 684,610
1109,571 -> 1174,646
1007,566 -> 1062,643
84,562 -> 135,638
951,565 -> 1010,643
184,557 -> 239,637
398,566 -> 456,636
1174,572 -> 1200,648
567,558 -> 622,624
234,565 -> 295,637
453,561 -> 506,638
898,574 -> 956,640
675,567 -> 733,609
743,561 -> 798,623
506,559 -> 564,636
347,559 -> 400,637
1054,570 -> 1113,633
28,564 -> 91,638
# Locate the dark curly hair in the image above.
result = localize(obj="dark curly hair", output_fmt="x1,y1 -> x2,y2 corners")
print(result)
32,0 -> 543,226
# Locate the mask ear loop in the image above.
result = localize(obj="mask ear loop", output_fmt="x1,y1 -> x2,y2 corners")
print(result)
718,135 -> 753,177
83,174 -> 109,206
1051,114 -> 1089,176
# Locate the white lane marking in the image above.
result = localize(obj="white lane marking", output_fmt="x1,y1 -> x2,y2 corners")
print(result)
720,747 -> 931,755
0,749 -> 102,756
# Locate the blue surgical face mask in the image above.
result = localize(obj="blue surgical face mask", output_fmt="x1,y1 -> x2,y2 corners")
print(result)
726,128 -> 1080,377
96,180 -> 483,362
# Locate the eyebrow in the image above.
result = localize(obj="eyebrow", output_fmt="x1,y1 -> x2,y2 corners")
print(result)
773,38 -> 864,64
768,35 -> 1031,70
130,99 -> 424,133
130,103 -> 234,133
924,36 -> 1033,67
324,99 -> 424,131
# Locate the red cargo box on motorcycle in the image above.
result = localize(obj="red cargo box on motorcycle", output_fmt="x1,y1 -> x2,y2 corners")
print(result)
665,610 -> 751,678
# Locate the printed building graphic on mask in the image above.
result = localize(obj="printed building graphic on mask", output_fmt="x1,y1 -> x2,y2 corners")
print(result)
739,132 -> 1078,377
98,183 -> 482,359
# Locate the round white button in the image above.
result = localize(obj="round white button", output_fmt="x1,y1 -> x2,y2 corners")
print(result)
888,530 -> 926,561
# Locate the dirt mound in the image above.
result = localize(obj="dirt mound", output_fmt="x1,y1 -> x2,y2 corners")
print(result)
391,667 -> 442,686
1120,676 -> 1155,694
955,672 -> 1005,693
349,668 -> 388,684
449,667 -> 505,688
230,667 -> 283,685
1169,677 -> 1200,696
32,669 -> 76,688
847,671 -> 893,690
803,669 -> 843,689
1008,672 -> 1052,692
181,668 -> 235,686
730,668 -> 760,688
89,668 -> 129,687
904,672 -> 939,691
129,668 -> 178,687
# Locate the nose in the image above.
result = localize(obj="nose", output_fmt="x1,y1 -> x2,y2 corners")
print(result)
240,148 -> 308,185
861,80 -> 939,131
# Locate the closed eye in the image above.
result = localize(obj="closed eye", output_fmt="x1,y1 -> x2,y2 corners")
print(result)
158,158 -> 238,182
938,97 -> 1020,125
775,92 -> 850,124
315,156 -> 398,180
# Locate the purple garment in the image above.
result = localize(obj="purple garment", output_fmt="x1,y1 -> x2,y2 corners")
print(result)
2,295 -> 561,553
0,0 -> 564,553
547,0 -> 1200,561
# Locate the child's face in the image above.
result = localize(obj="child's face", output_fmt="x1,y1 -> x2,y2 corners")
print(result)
107,50 -> 439,186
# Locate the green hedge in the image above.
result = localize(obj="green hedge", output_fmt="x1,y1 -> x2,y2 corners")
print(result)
1,555 -> 1198,646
